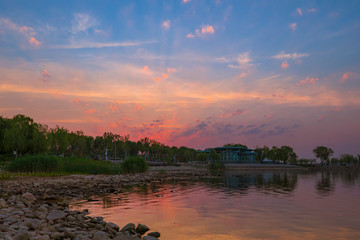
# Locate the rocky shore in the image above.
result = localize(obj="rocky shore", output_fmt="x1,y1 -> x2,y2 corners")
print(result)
0,166 -> 210,240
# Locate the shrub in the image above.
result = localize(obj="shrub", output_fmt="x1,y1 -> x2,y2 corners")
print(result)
209,162 -> 225,171
121,156 -> 148,174
7,155 -> 122,175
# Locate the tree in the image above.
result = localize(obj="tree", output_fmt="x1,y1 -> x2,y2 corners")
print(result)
223,143 -> 248,148
196,152 -> 208,162
313,146 -> 334,165
209,149 -> 220,162
255,145 -> 269,163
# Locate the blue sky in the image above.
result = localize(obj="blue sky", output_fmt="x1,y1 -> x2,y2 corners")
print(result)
0,0 -> 360,158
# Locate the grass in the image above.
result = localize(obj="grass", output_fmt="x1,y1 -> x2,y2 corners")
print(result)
6,155 -> 123,175
121,156 -> 148,174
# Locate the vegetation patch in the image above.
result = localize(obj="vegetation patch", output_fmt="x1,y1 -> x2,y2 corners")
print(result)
6,155 -> 122,175
121,156 -> 148,174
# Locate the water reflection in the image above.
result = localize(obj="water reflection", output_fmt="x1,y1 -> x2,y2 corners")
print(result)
71,170 -> 360,240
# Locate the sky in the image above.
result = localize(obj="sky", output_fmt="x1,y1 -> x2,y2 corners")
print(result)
0,0 -> 359,158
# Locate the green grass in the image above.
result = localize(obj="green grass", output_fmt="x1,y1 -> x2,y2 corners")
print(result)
121,156 -> 148,174
6,155 -> 122,175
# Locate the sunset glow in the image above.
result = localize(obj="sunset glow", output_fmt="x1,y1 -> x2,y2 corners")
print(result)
0,1 -> 359,157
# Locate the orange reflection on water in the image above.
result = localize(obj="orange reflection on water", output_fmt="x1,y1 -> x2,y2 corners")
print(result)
71,171 -> 360,240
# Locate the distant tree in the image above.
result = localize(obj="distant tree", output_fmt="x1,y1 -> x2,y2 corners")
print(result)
223,143 -> 248,149
196,152 -> 208,162
279,146 -> 298,164
339,154 -> 357,166
255,145 -> 269,163
313,146 -> 334,165
209,149 -> 220,162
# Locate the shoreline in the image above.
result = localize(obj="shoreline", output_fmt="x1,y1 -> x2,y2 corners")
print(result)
1,165 -> 357,239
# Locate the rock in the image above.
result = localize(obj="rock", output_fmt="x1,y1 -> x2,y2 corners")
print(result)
51,232 -> 65,239
106,222 -> 120,231
93,230 -> 109,240
21,192 -> 37,205
135,223 -> 150,235
31,235 -> 50,240
0,198 -> 7,208
120,223 -> 136,232
13,231 -> 29,240
147,232 -> 161,238
113,235 -> 139,240
142,236 -> 158,240
47,210 -> 66,221
43,188 -> 55,199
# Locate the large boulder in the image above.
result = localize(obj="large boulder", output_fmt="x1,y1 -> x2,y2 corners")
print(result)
120,223 -> 136,232
106,222 -> 120,231
142,236 -> 158,240
135,223 -> 150,235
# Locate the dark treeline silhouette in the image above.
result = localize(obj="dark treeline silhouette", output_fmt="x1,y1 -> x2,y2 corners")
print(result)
0,114 -> 196,163
1,114 -> 359,165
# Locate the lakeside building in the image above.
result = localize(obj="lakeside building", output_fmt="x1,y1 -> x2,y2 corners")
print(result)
200,146 -> 257,163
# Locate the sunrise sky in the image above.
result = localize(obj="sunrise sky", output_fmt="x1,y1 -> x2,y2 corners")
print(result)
0,0 -> 359,157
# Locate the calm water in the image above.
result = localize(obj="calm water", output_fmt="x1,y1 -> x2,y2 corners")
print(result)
71,170 -> 360,240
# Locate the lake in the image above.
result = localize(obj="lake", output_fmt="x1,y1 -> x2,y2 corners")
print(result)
71,170 -> 360,239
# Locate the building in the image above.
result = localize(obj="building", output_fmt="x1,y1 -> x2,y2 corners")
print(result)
200,146 -> 257,163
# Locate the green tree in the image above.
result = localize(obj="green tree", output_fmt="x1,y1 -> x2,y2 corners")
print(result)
313,146 -> 334,165
255,145 -> 269,163
223,143 -> 248,148
196,152 -> 208,162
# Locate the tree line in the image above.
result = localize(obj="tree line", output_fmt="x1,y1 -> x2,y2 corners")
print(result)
0,114 -> 196,163
1,114 -> 359,165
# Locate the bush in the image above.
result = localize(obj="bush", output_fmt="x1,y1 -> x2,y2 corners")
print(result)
121,156 -> 148,174
209,162 -> 225,171
7,155 -> 122,175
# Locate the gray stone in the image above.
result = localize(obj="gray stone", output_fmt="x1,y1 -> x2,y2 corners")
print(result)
13,231 -> 30,240
135,223 -> 149,235
120,223 -> 135,232
47,210 -> 66,221
93,230 -> 109,240
142,236 -> 158,240
21,192 -> 37,205
106,222 -> 120,231
0,198 -> 7,208
113,235 -> 139,240
51,232 -> 65,239
147,232 -> 161,238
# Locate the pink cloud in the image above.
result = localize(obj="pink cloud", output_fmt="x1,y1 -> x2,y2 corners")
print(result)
86,109 -> 96,114
296,8 -> 303,15
340,72 -> 351,83
134,104 -> 143,111
153,73 -> 169,82
141,66 -> 152,76
167,68 -> 176,73
307,8 -> 316,13
289,23 -> 297,31
186,33 -> 195,38
42,69 -> 50,78
281,61 -> 289,69
296,77 -> 319,86
109,105 -> 118,110
201,25 -> 214,34
183,0 -> 191,3
162,20 -> 170,30
29,37 -> 40,46
238,73 -> 246,78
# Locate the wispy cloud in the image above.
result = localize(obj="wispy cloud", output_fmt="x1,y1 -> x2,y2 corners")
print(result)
0,18 -> 41,46
228,52 -> 253,70
187,25 -> 215,39
307,8 -> 317,13
72,13 -> 97,34
289,22 -> 297,31
272,51 -> 309,60
296,8 -> 303,16
340,72 -> 351,83
296,77 -> 319,86
162,20 -> 171,30
52,40 -> 155,49
281,61 -> 289,69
